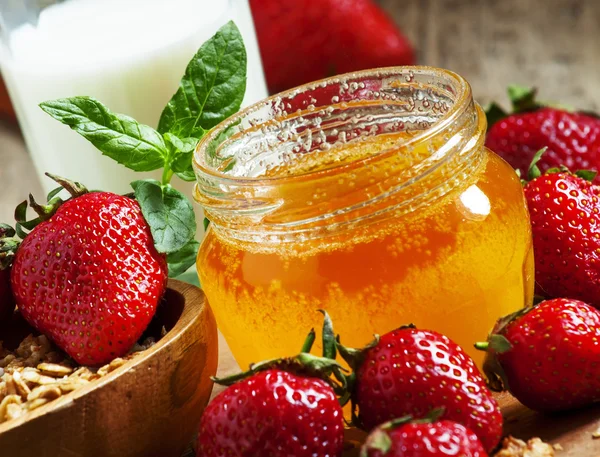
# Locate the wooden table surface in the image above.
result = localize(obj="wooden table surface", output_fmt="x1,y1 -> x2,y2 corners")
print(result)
1,1 -> 600,455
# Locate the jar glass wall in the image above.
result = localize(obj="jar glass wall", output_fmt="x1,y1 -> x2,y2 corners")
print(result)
193,66 -> 534,368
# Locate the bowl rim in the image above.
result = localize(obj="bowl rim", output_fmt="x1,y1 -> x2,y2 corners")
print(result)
0,279 -> 207,434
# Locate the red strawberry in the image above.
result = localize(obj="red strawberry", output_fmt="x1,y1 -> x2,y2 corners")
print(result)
339,326 -> 502,452
477,298 -> 600,412
361,417 -> 488,457
197,367 -> 344,457
485,86 -> 600,183
250,0 -> 414,94
523,168 -> 600,304
10,191 -> 167,365
0,268 -> 15,324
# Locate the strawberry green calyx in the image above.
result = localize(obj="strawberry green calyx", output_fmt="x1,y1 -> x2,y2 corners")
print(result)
214,316 -> 348,389
334,325 -> 416,419
475,305 -> 534,392
337,326 -> 416,371
318,309 -> 353,401
520,146 -> 597,185
14,173 -> 88,239
214,312 -> 355,404
485,85 -> 541,128
360,427 -> 394,457
300,327 -> 317,353
0,224 -> 20,270
359,409 -> 445,457
485,85 -> 574,129
212,352 -> 347,389
525,147 -> 547,181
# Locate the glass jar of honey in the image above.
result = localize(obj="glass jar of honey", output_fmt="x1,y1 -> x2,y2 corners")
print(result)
193,66 -> 534,368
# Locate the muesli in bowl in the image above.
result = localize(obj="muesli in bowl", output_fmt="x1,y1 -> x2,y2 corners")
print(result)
0,311 -> 164,424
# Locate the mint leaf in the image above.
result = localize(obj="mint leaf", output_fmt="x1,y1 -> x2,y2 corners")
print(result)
158,21 -> 247,136
131,179 -> 196,254
167,239 -> 200,278
169,118 -> 205,139
164,133 -> 198,154
164,133 -> 198,182
40,97 -> 167,172
175,169 -> 196,182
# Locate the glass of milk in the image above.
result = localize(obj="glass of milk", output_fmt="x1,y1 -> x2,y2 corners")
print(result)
0,0 -> 267,237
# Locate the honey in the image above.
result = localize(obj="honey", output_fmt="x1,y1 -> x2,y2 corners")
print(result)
194,67 -> 534,369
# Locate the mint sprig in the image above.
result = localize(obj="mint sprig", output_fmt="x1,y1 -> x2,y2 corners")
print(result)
38,21 -> 247,278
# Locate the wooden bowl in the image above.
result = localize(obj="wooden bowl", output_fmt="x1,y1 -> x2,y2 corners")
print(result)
0,279 -> 218,457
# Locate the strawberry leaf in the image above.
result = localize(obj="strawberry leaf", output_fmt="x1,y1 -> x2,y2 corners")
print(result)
488,334 -> 512,353
300,328 -> 317,353
0,224 -> 20,270
508,85 -> 539,113
166,238 -> 200,278
46,186 -> 63,201
158,21 -> 247,136
0,224 -> 15,238
319,310 -> 337,360
360,429 -> 392,456
575,169 -> 598,182
484,102 -> 508,128
527,147 -> 548,181
40,97 -> 168,172
131,179 -> 196,254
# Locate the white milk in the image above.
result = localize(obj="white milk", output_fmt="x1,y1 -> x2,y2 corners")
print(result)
0,0 -> 267,236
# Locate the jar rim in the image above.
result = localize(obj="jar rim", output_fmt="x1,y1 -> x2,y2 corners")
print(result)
193,65 -> 472,187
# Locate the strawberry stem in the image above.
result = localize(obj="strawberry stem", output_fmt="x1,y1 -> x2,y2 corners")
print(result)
474,342 -> 489,351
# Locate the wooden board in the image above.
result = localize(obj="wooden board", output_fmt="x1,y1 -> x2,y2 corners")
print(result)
499,392 -> 600,456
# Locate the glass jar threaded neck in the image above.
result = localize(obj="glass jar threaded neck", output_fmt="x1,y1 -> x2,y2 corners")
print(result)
194,66 -> 486,243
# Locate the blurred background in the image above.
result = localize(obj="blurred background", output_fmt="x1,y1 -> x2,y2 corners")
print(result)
1,0 -> 599,222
